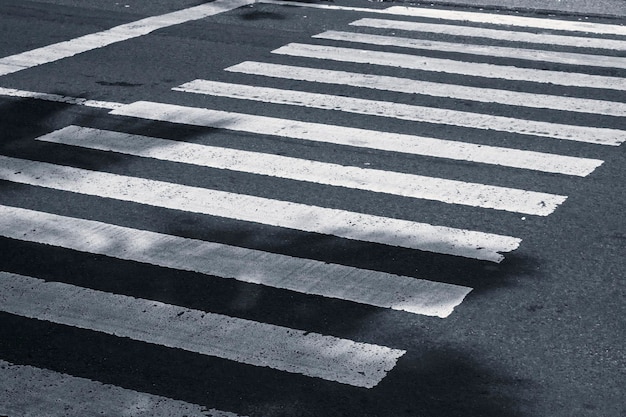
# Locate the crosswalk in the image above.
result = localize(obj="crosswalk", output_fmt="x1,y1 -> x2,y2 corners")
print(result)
224,61 -> 625,116
173,78 -> 623,143
0,1 -> 624,415
271,42 -> 624,90
0,358 -> 243,417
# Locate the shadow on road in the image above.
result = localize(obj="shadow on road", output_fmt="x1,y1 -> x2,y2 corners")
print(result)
0,95 -> 531,416
0,306 -> 526,417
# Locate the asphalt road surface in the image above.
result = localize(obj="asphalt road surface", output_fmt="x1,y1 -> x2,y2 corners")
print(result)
0,1 -> 624,416
430,0 -> 625,17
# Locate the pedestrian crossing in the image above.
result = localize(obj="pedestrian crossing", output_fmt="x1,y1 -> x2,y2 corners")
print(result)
225,61 -> 625,116
109,100 -> 604,174
173,79 -> 623,143
271,43 -> 625,90
349,18 -> 626,50
0,154 -> 521,261
381,4 -> 626,35
36,126 -> 566,215
313,30 -> 626,69
1,2 -> 624,415
0,359 -> 244,417
0,271 -> 404,388
0,205 -> 470,317
263,0 -> 626,35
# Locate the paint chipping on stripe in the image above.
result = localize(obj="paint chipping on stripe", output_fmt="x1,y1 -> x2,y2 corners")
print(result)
272,43 -> 626,91
314,30 -> 626,69
0,87 -> 123,109
226,61 -> 625,117
0,272 -> 405,387
0,156 -> 520,262
38,126 -> 567,215
175,79 -> 625,145
350,18 -> 626,51
383,6 -> 626,35
0,204 -> 472,317
110,101 -> 602,176
0,86 -> 605,175
0,360 -> 244,417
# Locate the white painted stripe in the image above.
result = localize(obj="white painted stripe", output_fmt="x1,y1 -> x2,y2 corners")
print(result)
0,0 -> 255,76
383,6 -> 626,36
0,205 -> 472,317
350,18 -> 626,51
226,61 -> 626,117
0,86 -> 124,109
259,0 -> 626,36
110,100 -> 603,176
259,0 -> 388,13
272,43 -> 626,91
175,79 -> 625,146
0,85 -> 601,175
0,157 -> 520,262
39,126 -> 566,216
0,272 -> 405,387
314,30 -> 626,69
0,360 -> 243,417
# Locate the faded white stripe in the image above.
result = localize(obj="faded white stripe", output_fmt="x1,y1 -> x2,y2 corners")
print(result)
226,61 -> 625,117
383,6 -> 626,36
0,156 -> 520,262
350,18 -> 626,51
0,272 -> 405,388
259,0 -> 382,13
314,30 -> 626,69
176,79 -> 625,146
259,0 -> 626,36
0,86 -> 123,109
0,0 -> 255,76
272,43 -> 626,91
39,126 -> 566,215
0,205 -> 472,317
110,100 -> 603,176
0,359 -> 243,417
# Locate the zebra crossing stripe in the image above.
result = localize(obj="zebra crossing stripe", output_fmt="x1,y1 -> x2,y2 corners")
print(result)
0,272 -> 405,388
0,0 -> 256,77
272,43 -> 626,91
0,205 -> 472,317
0,157 -> 520,262
382,6 -> 626,36
0,86 -> 123,109
110,100 -> 602,176
350,18 -> 626,51
226,61 -> 625,117
175,80 -> 625,146
0,360 -> 244,417
38,126 -> 567,216
259,0 -> 626,36
314,31 -> 626,69
0,85 -> 602,175
258,0 -> 386,14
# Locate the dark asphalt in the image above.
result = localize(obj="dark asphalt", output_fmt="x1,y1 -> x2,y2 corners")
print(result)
425,0 -> 625,17
0,1 -> 624,416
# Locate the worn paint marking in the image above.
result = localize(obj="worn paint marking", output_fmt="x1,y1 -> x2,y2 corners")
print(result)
0,272 -> 405,387
0,205 -> 472,317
